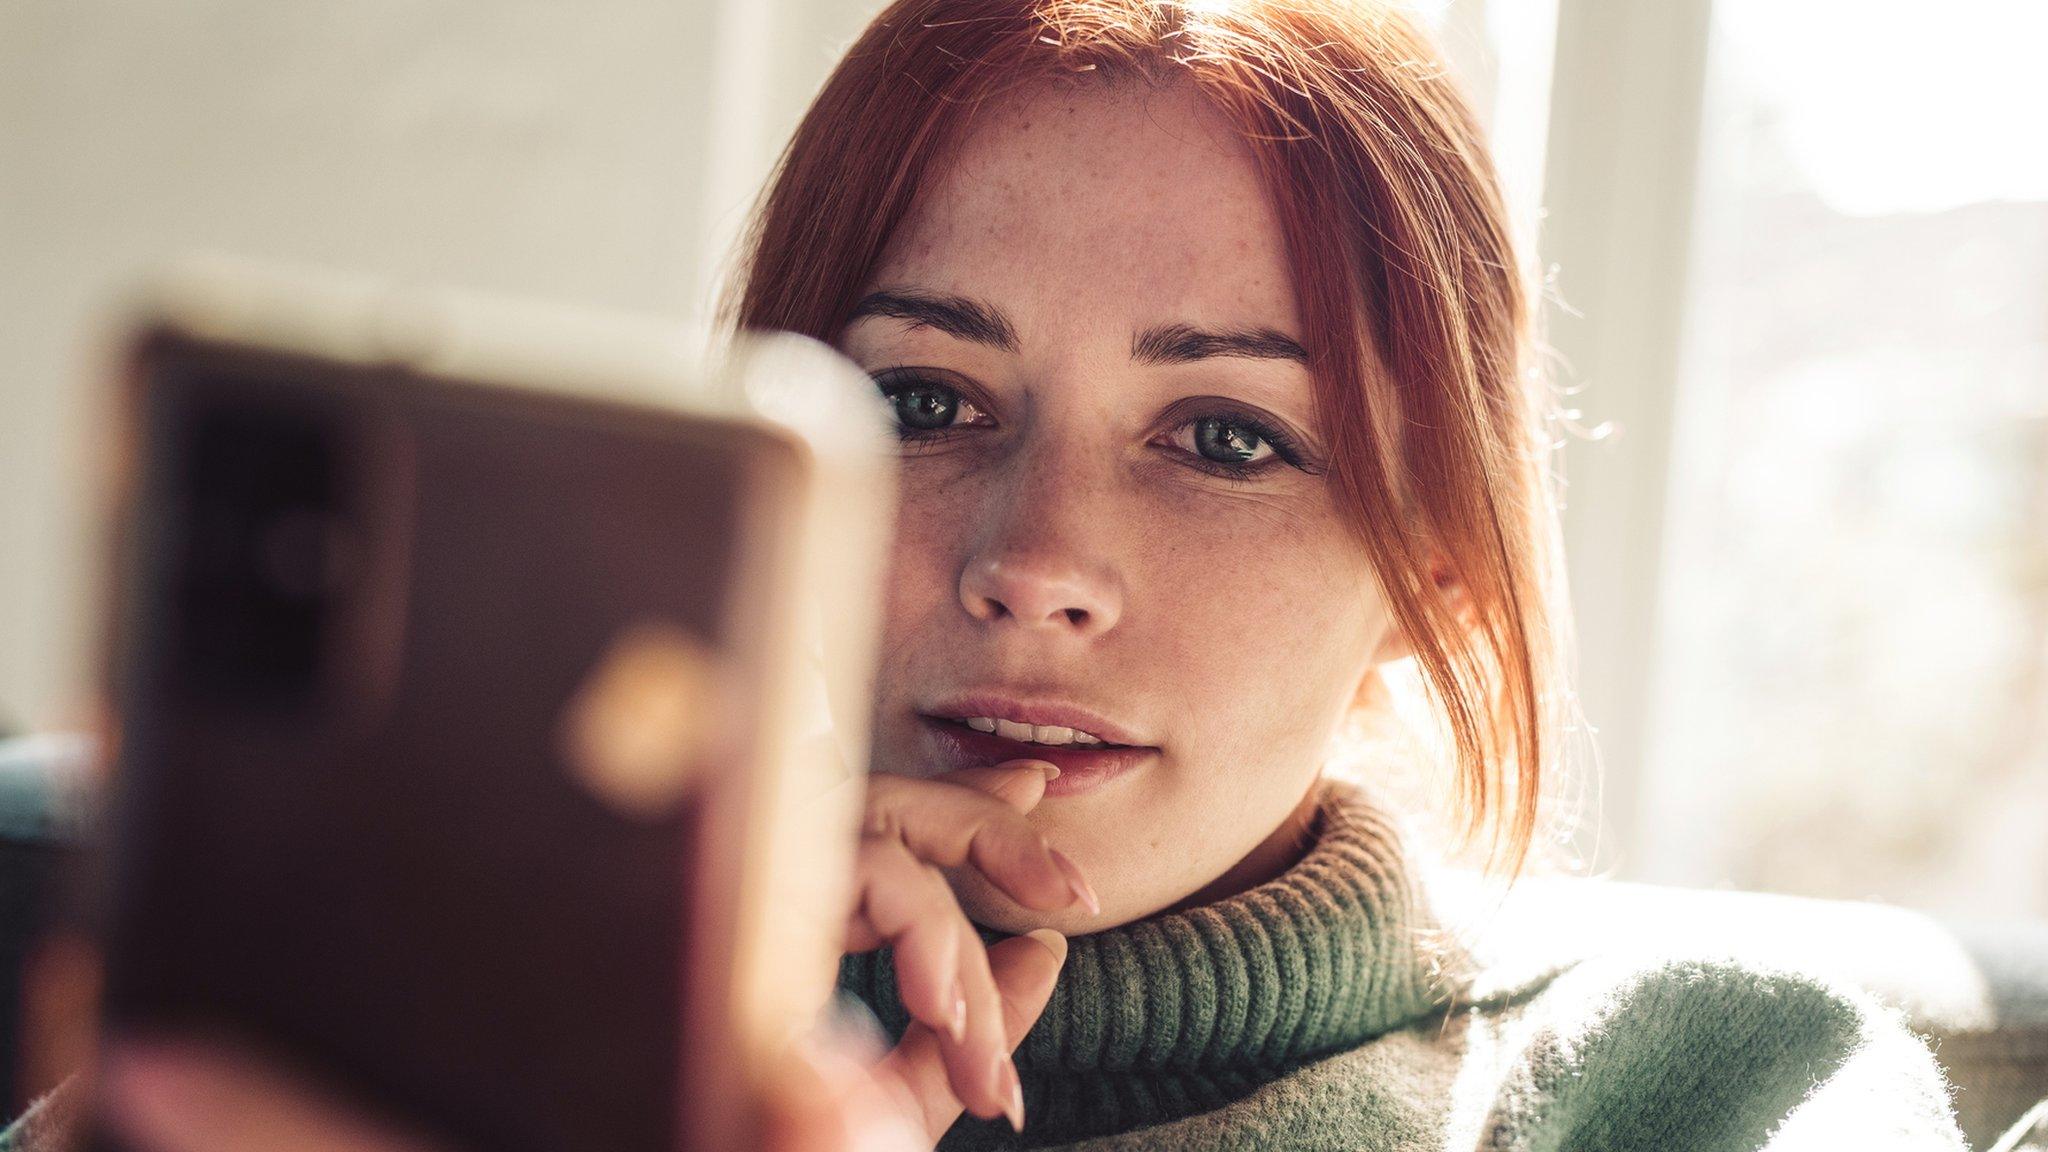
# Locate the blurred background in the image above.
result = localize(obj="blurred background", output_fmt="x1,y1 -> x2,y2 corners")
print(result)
2,0 -> 2043,917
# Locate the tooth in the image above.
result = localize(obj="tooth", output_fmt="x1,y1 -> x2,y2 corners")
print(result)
994,718 -> 1033,742
1071,731 -> 1102,745
965,717 -> 997,733
1031,725 -> 1074,745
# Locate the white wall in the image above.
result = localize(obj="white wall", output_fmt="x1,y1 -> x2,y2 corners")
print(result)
0,0 -> 887,729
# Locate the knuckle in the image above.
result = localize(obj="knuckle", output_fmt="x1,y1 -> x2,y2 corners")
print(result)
855,834 -> 897,871
859,840 -> 921,896
861,805 -> 903,842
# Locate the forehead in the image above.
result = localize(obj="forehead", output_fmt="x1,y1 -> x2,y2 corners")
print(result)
868,78 -> 1301,343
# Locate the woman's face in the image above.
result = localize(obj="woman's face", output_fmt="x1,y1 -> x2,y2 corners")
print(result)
839,79 -> 1402,934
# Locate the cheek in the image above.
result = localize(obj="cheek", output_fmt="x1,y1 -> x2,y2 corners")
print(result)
873,464 -> 984,719
879,472 -> 970,634
1156,487 -> 1374,625
1142,491 -> 1380,742
866,475 -> 973,778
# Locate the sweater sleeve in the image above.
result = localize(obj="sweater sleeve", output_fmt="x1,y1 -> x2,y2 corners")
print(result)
1756,981 -> 1969,1150
1484,956 -> 1967,1152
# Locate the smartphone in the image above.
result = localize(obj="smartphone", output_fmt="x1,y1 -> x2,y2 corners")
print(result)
61,260 -> 893,1151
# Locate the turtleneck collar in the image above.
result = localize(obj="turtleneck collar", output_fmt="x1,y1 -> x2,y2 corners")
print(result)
837,778 -> 1462,1147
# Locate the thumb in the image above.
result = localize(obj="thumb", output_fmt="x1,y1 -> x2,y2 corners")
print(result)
872,928 -> 1067,1142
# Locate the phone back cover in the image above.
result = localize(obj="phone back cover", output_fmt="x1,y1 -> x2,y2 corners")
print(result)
95,333 -> 803,1152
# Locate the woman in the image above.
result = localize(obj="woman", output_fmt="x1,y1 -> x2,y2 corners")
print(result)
731,1 -> 1968,1149
1,0 -> 1974,1149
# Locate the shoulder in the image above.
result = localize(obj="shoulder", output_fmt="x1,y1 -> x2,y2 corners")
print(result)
1475,953 -> 1966,1150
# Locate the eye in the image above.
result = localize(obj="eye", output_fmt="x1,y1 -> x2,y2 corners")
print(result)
1180,416 -> 1276,466
872,371 -> 991,437
1151,402 -> 1319,481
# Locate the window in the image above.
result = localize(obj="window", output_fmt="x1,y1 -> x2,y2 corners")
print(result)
1636,0 -> 2048,915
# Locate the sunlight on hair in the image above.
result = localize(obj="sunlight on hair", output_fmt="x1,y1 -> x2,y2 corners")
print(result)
1326,660 -> 1457,854
1171,0 -> 1456,24
1398,0 -> 1454,28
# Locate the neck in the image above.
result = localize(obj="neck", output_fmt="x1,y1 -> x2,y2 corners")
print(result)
1157,778 -> 1323,916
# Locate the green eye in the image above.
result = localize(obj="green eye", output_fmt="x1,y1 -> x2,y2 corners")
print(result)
874,372 -> 989,437
1191,416 -> 1274,465
887,381 -> 960,431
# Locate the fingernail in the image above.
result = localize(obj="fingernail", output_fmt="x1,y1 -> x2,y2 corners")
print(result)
1048,847 -> 1100,916
1000,1056 -> 1026,1133
1036,761 -> 1061,782
949,979 -> 968,1043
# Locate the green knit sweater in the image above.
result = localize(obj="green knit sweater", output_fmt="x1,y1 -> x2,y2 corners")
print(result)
839,781 -> 1972,1151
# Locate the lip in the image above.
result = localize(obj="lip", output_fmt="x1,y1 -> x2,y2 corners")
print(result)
919,715 -> 1156,796
922,693 -> 1148,748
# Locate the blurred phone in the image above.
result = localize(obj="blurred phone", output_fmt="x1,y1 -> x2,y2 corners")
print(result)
56,261 -> 893,1151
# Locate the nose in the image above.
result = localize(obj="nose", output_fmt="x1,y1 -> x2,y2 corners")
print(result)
954,444 -> 1122,631
952,405 -> 1125,638
958,552 -> 1122,637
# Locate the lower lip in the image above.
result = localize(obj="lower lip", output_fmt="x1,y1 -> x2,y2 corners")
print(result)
919,717 -> 1156,797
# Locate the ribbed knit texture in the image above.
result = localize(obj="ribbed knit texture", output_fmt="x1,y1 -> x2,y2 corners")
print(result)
837,781 -> 1460,1148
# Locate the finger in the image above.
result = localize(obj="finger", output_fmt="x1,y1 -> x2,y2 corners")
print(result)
845,833 -> 1029,1127
759,1032 -> 923,1152
847,838 -> 965,1043
939,915 -> 1011,1126
931,767 -> 1099,917
841,762 -> 1050,955
864,771 -> 1096,915
877,929 -> 1069,1142
938,761 -> 1059,812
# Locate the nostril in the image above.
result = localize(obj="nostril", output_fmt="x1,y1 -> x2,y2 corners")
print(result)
958,557 -> 1120,633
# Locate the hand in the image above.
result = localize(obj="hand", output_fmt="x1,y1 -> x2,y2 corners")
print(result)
839,761 -> 1094,1137
761,928 -> 1069,1151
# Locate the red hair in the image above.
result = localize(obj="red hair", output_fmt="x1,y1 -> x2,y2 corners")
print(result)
725,0 -> 1569,874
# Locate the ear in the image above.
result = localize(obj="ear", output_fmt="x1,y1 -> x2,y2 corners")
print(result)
1363,553 -> 1474,667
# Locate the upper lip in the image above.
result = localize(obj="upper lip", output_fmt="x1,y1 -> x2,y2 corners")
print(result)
922,692 -> 1153,748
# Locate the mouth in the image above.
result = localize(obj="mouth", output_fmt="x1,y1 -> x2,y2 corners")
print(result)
921,713 -> 1163,795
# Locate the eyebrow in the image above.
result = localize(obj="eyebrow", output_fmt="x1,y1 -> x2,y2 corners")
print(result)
1129,322 -> 1309,366
846,288 -> 1310,365
847,290 -> 1019,353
